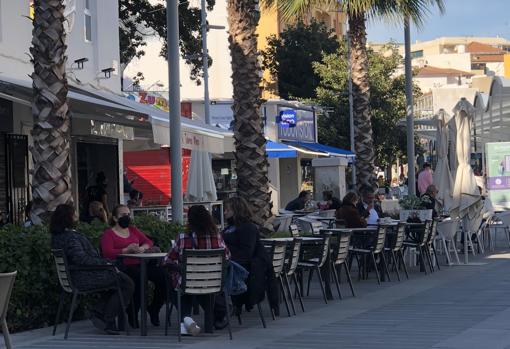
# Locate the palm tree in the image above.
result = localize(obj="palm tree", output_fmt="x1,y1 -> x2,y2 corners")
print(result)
30,0 -> 73,223
266,0 -> 444,189
227,0 -> 274,231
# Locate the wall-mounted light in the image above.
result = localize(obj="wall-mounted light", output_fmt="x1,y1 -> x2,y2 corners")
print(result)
101,67 -> 115,79
74,57 -> 88,69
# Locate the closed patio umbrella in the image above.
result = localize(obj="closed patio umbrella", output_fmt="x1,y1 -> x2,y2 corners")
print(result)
186,150 -> 217,202
450,98 -> 482,263
433,109 -> 454,212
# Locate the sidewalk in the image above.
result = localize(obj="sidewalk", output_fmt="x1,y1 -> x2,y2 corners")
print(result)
4,249 -> 510,349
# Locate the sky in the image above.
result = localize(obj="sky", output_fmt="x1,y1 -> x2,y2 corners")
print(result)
366,0 -> 510,43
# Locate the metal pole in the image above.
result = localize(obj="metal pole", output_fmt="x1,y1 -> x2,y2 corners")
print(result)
201,0 -> 211,124
347,29 -> 356,189
167,0 -> 183,223
404,17 -> 416,196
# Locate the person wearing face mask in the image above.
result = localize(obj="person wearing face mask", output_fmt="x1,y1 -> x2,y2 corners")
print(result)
100,205 -> 167,329
51,204 -> 134,335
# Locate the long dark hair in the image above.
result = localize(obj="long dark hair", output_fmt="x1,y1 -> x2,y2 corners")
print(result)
224,196 -> 253,227
50,204 -> 76,234
187,205 -> 217,236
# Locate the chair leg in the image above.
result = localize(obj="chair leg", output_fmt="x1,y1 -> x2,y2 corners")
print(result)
370,253 -> 381,285
53,291 -> 65,336
292,274 -> 305,312
2,319 -> 12,349
398,250 -> 409,279
332,263 -> 342,299
279,277 -> 291,317
224,292 -> 233,340
442,239 -> 452,265
256,303 -> 266,328
424,246 -> 434,273
306,268 -> 313,297
431,243 -> 441,270
315,266 -> 328,304
177,290 -> 182,342
283,274 -> 296,315
165,302 -> 173,336
391,251 -> 401,281
343,263 -> 356,297
418,247 -> 428,275
115,284 -> 129,336
64,292 -> 79,340
380,252 -> 392,282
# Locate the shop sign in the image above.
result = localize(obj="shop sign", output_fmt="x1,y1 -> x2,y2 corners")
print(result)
276,110 -> 297,128
127,92 -> 169,112
277,107 -> 316,142
90,121 -> 134,140
486,142 -> 510,209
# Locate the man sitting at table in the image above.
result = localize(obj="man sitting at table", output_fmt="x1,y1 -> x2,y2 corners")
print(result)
336,192 -> 367,228
285,190 -> 312,211
421,184 -> 438,218
357,186 -> 382,225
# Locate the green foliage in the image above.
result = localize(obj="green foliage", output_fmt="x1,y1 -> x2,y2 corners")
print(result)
0,215 -> 182,332
261,20 -> 339,100
313,42 -> 422,169
119,0 -> 215,83
398,194 -> 429,210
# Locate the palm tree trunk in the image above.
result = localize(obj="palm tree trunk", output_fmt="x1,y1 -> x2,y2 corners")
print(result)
227,0 -> 273,232
30,0 -> 73,223
349,13 -> 376,189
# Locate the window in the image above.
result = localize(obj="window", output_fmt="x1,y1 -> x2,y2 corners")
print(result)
411,50 -> 423,59
84,0 -> 92,42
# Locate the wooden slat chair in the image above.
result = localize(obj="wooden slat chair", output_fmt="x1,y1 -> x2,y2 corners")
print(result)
283,238 -> 304,314
403,221 -> 432,274
298,235 -> 331,303
328,231 -> 355,298
289,224 -> 300,237
264,241 -> 291,319
175,249 -> 231,342
384,223 -> 409,280
51,249 -> 129,339
0,271 -> 16,349
350,226 -> 390,284
425,219 -> 441,272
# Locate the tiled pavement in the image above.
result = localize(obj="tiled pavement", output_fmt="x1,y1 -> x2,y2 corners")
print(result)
5,249 -> 510,349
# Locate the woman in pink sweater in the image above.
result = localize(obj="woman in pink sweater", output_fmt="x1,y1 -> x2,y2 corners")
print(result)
101,205 -> 167,328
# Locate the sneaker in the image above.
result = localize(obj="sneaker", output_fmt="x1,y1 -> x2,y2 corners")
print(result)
180,322 -> 190,336
183,317 -> 201,336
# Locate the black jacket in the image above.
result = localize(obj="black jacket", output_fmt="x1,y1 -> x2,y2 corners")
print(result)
285,197 -> 305,211
51,229 -> 116,291
356,201 -> 383,219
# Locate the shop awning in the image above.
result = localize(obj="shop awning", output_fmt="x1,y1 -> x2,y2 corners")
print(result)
266,140 -> 297,158
284,141 -> 355,158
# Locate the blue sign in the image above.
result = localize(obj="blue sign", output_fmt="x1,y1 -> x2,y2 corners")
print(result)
277,110 -> 297,128
277,107 -> 316,142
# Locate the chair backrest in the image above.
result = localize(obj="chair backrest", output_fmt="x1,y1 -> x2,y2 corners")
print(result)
393,223 -> 406,251
427,219 -> 438,244
335,219 -> 346,229
286,238 -> 302,276
437,219 -> 459,240
497,211 -> 510,226
373,226 -> 387,253
0,271 -> 17,320
51,249 -> 74,293
289,224 -> 300,237
266,241 -> 287,277
421,220 -> 432,245
332,231 -> 351,265
317,235 -> 331,267
181,249 -> 225,295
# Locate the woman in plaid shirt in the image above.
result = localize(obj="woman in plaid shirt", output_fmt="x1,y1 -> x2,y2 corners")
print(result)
166,205 -> 230,335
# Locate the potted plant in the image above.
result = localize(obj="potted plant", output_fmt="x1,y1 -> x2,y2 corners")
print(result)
398,195 -> 433,222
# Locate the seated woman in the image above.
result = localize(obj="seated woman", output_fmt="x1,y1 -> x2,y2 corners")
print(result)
222,197 -> 275,316
166,205 -> 230,335
101,205 -> 167,328
84,201 -> 108,224
336,192 -> 367,228
51,204 -> 134,335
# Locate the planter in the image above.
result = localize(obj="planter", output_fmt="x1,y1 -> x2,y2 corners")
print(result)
399,209 -> 433,223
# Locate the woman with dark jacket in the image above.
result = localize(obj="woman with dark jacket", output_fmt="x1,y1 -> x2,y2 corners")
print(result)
50,204 -> 134,335
336,192 -> 367,228
222,197 -> 275,315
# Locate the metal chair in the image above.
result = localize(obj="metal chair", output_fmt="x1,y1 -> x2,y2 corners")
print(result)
283,238 -> 304,314
298,235 -> 331,303
436,219 -> 461,265
403,221 -> 432,274
297,217 -> 324,235
51,249 -> 129,339
0,272 -> 16,349
350,226 -> 390,284
289,224 -> 300,237
384,223 -> 409,280
273,215 -> 293,233
425,220 -> 441,272
175,249 -> 231,342
318,210 -> 336,218
488,211 -> 510,249
328,231 -> 355,298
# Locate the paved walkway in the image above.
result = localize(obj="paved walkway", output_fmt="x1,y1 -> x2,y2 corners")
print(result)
4,248 -> 510,349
